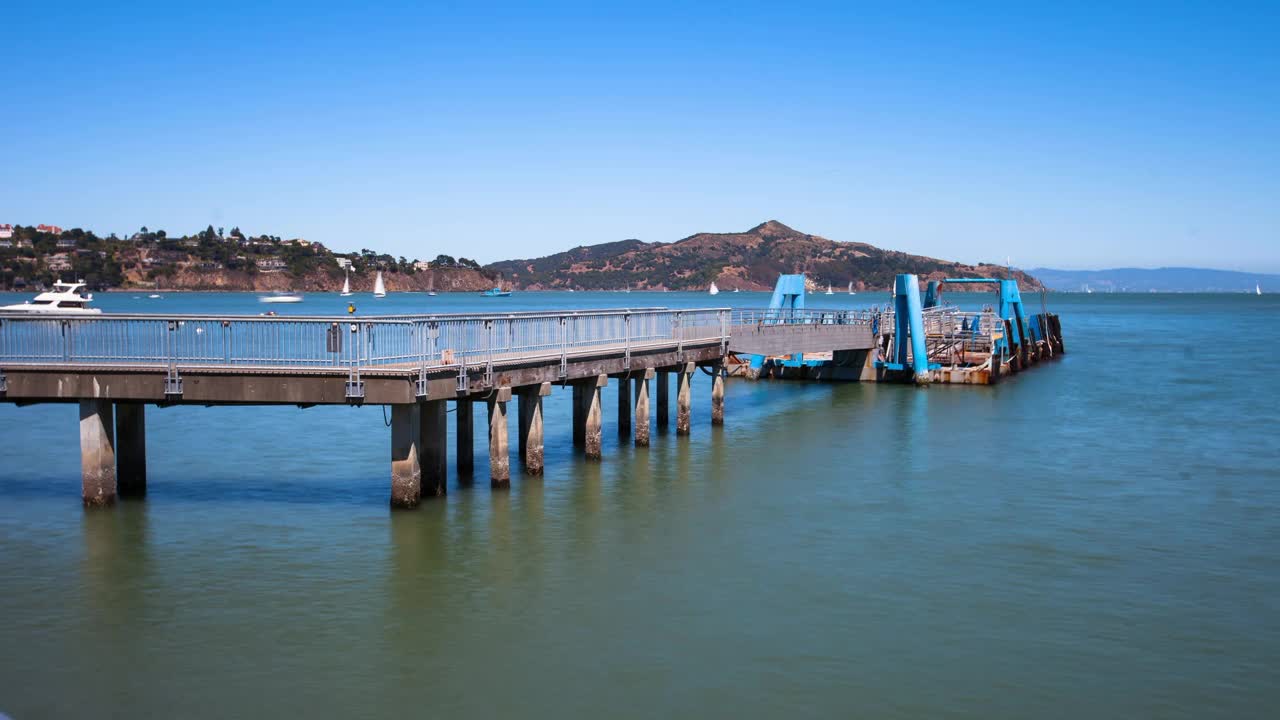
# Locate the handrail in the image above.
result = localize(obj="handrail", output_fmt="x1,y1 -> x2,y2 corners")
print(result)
0,308 -> 731,372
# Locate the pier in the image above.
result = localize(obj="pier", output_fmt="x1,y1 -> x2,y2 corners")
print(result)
0,274 -> 1062,507
0,307 -> 875,506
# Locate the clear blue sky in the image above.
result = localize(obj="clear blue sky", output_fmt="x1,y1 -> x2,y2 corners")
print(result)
3,1 -> 1277,271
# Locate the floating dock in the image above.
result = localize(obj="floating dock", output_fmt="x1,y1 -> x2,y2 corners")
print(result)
730,272 -> 1064,385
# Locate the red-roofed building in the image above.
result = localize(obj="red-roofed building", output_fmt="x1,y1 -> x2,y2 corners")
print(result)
36,224 -> 63,235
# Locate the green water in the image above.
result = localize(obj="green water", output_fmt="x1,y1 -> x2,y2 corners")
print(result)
1,293 -> 1277,718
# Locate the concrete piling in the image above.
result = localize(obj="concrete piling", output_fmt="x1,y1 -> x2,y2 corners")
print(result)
711,367 -> 725,426
488,388 -> 511,488
390,403 -> 422,508
79,399 -> 116,507
676,362 -> 694,436
115,402 -> 146,498
634,369 -> 653,447
656,370 -> 669,430
617,376 -> 631,437
456,399 -> 474,481
518,383 -> 550,475
420,399 -> 447,497
584,374 -> 606,460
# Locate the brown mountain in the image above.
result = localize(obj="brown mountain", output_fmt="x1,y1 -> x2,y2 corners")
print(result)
486,220 -> 1042,292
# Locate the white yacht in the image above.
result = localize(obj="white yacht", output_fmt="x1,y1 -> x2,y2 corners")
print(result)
0,280 -> 102,314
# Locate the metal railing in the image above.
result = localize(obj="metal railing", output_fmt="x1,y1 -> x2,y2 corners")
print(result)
730,308 -> 877,326
0,308 -> 730,374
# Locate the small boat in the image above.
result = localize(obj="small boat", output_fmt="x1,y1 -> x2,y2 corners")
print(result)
340,270 -> 352,297
848,282 -> 855,295
373,271 -> 387,298
0,280 -> 101,314
733,287 -> 740,293
260,292 -> 303,304
148,294 -> 162,299
708,281 -> 719,296
482,277 -> 512,297
427,291 -> 438,297
1257,283 -> 1263,296
825,284 -> 834,295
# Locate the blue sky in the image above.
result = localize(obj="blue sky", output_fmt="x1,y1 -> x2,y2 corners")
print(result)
2,1 -> 1277,271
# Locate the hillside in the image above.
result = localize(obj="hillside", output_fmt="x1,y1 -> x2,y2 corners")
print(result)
487,220 -> 1041,291
0,225 -> 496,292
1030,267 -> 1277,293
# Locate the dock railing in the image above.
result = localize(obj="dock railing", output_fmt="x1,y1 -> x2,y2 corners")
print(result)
0,308 -> 731,374
730,308 -> 877,327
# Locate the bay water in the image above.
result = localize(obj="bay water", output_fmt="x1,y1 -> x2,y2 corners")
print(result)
1,291 -> 1277,718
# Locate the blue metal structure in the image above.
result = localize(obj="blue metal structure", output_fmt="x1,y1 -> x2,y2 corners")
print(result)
884,274 -> 932,382
745,273 -> 809,372
767,273 -> 807,314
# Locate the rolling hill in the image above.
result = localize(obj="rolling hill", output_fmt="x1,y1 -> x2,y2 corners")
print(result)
486,221 -> 1040,292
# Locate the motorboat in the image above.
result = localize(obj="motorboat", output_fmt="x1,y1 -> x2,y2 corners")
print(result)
482,278 -> 512,297
373,271 -> 387,298
260,292 -> 303,304
0,280 -> 101,314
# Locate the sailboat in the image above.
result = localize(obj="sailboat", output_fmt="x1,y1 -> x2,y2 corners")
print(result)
733,287 -> 740,293
825,284 -> 834,295
1258,283 -> 1263,296
340,270 -> 352,297
708,281 -> 719,296
848,282 -> 855,295
373,271 -> 387,298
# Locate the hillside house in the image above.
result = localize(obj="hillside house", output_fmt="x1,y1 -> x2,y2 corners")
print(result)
256,258 -> 288,271
0,224 -> 13,239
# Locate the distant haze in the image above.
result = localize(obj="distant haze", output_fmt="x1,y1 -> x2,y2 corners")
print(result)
1030,267 -> 1277,293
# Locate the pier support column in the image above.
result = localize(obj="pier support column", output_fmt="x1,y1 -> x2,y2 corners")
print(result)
456,399 -> 474,481
420,400 -> 447,497
518,383 -> 550,475
79,399 -> 116,507
572,384 -> 586,447
634,368 -> 653,447
390,404 -> 422,509
115,402 -> 146,498
577,374 -> 606,460
656,370 -> 670,430
488,388 -> 511,488
617,376 -> 631,437
676,362 -> 694,436
711,367 -> 725,426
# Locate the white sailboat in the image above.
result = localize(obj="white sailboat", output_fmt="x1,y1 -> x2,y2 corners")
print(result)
848,282 -> 855,295
340,270 -> 352,297
825,284 -> 834,295
373,271 -> 387,298
1258,283 -> 1263,296
708,281 -> 719,296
